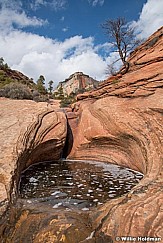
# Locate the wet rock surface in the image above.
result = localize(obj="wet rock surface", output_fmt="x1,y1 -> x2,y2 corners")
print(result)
65,28 -> 163,241
19,160 -> 143,210
0,28 -> 163,242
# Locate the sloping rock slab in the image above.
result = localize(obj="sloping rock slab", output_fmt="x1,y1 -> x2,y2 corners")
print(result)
0,99 -> 67,215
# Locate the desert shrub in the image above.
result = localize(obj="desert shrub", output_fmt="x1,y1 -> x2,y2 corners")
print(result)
60,94 -> 76,108
0,73 -> 16,88
60,98 -> 71,107
32,90 -> 39,99
32,89 -> 49,102
0,89 -> 4,97
33,94 -> 49,102
1,83 -> 33,100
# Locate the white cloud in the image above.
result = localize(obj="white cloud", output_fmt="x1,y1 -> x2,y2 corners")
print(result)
30,0 -> 67,11
0,0 -> 162,91
95,42 -> 113,54
0,8 -> 47,31
88,0 -> 104,7
0,1 -> 107,86
62,27 -> 68,32
0,0 -> 22,10
132,0 -> 163,39
0,30 -> 107,87
0,0 -> 47,31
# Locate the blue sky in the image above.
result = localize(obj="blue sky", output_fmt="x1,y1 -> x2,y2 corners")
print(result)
26,0 -> 145,44
0,0 -> 163,87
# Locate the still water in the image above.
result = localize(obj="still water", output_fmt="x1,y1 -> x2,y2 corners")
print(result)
19,160 -> 143,211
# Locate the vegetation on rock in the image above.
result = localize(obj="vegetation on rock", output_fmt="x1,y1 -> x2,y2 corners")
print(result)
48,80 -> 54,94
102,17 -> 141,74
36,75 -> 47,95
0,60 -> 51,102
53,85 -> 76,107
0,83 -> 33,100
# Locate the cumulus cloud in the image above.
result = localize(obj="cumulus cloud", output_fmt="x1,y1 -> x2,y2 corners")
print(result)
132,0 -> 163,39
0,0 -> 47,31
0,30 -> 107,87
0,0 -> 162,90
0,9 -> 47,31
88,0 -> 104,7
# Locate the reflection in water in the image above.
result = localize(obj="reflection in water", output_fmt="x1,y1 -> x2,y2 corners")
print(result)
19,160 -> 143,210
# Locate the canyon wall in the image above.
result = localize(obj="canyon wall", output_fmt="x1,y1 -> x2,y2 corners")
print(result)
0,27 -> 162,242
66,27 -> 163,240
0,99 -> 67,215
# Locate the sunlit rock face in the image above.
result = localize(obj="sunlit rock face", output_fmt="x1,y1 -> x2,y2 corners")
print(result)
66,27 -> 163,240
0,27 -> 163,242
0,99 -> 67,215
54,72 -> 99,96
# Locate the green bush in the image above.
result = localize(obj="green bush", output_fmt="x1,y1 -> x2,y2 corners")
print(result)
33,94 -> 49,102
60,95 -> 76,108
0,82 -> 50,102
0,83 -> 33,100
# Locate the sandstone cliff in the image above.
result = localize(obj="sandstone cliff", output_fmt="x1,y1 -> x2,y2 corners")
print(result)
65,26 -> 163,241
55,72 -> 99,97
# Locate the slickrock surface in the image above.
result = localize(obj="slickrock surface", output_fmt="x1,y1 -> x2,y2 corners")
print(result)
0,27 -> 163,243
0,99 -> 66,214
77,27 -> 163,100
66,27 -> 163,241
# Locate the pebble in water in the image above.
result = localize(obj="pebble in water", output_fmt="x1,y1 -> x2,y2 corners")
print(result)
19,160 -> 143,210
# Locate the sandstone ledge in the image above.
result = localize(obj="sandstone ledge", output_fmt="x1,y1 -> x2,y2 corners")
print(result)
0,27 -> 163,242
0,99 -> 67,215
65,27 -> 163,241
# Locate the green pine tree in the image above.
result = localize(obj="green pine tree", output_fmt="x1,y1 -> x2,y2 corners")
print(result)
48,80 -> 54,94
37,75 -> 47,94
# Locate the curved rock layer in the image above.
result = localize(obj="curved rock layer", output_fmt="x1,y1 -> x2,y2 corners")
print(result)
66,27 -> 163,241
0,27 -> 163,242
77,27 -> 163,100
0,99 -> 67,214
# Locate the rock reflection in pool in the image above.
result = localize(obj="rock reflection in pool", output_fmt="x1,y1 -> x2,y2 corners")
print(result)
19,160 -> 143,210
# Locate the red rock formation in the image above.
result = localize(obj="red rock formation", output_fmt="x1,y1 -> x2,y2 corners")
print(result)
0,27 -> 163,242
65,27 -> 163,241
0,99 -> 67,215
54,72 -> 99,96
77,27 -> 163,100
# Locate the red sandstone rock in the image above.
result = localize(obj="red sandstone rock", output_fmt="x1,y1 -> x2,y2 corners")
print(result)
66,27 -> 163,241
77,27 -> 163,101
0,27 -> 163,242
0,99 -> 67,215
54,72 -> 99,97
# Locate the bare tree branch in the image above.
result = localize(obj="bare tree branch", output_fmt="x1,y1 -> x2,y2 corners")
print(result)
102,17 -> 141,74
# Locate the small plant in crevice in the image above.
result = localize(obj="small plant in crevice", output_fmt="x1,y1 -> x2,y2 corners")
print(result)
60,94 -> 76,108
112,79 -> 120,84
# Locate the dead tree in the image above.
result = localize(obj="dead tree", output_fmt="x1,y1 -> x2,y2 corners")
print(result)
102,17 -> 140,74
